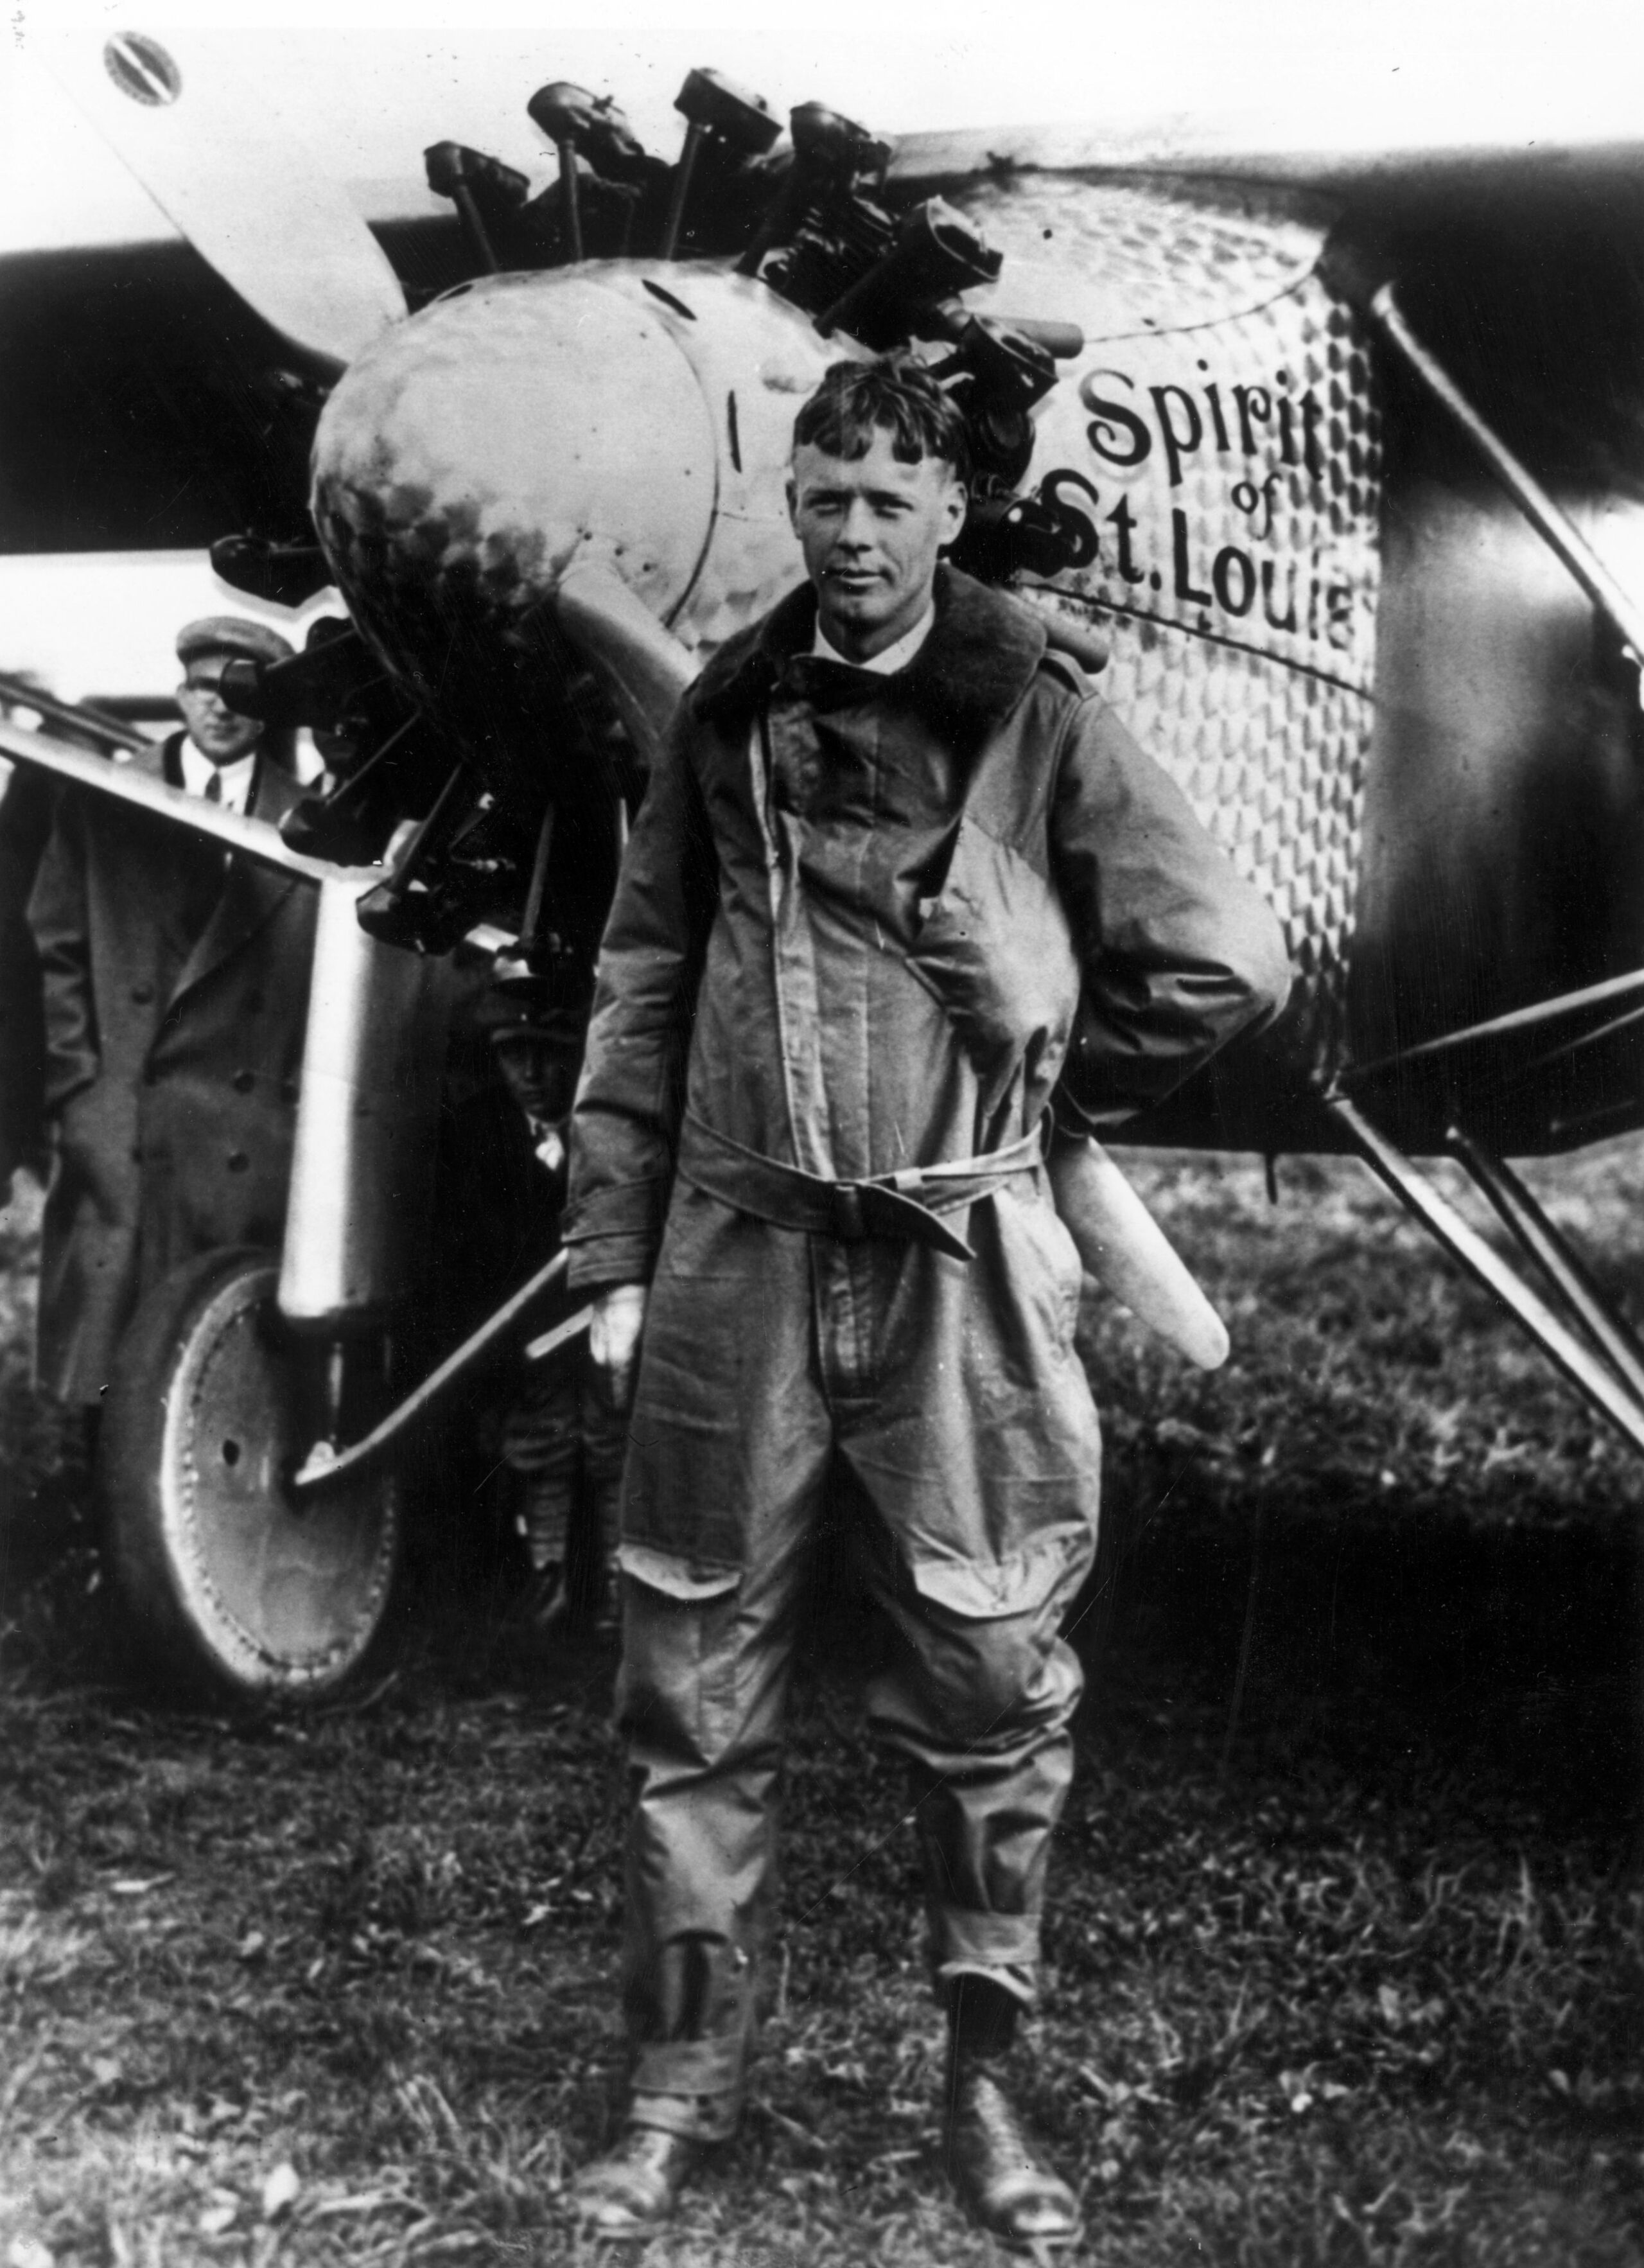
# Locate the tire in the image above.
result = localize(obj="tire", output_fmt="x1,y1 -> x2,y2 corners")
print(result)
99,1247 -> 401,1703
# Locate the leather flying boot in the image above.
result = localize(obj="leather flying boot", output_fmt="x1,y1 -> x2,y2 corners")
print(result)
943,1978 -> 1081,2253
568,2118 -> 703,2241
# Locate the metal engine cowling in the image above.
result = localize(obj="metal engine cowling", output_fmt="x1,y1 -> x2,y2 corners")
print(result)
310,265 -> 843,784
938,173 -> 1383,1084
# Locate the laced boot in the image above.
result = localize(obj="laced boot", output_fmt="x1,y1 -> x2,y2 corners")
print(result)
943,1978 -> 1081,2253
568,2106 -> 704,2241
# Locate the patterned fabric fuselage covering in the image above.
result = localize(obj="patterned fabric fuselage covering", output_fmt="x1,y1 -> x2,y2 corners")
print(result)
313,184 -> 1381,1081
945,175 -> 1381,1080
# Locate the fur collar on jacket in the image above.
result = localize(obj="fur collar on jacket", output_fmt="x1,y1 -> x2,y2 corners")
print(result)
691,565 -> 1049,752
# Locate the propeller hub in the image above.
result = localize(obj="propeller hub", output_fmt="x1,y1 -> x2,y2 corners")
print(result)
311,268 -> 719,720
310,264 -> 844,759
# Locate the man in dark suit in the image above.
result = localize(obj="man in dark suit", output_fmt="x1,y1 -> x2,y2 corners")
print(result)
26,616 -> 318,1411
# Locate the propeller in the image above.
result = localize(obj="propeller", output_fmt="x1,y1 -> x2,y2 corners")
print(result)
38,29 -> 405,373
1047,1136 -> 1230,1369
553,565 -> 700,768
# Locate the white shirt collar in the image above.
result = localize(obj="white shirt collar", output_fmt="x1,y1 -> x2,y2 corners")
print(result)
179,739 -> 258,817
810,602 -> 936,676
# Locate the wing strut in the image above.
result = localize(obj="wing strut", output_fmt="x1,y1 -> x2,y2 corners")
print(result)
1444,1127 -> 1644,1416
1325,1094 -> 1644,1460
1328,252 -> 1644,665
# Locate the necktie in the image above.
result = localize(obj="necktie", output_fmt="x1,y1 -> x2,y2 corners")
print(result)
181,769 -> 226,940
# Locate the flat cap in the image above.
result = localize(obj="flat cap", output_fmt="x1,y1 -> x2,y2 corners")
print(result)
176,615 -> 295,669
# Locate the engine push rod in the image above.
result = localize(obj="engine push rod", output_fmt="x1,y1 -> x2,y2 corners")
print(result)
1324,1095 -> 1644,1459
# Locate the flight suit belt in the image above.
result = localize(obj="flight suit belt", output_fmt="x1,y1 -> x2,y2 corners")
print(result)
676,1114 -> 1044,1265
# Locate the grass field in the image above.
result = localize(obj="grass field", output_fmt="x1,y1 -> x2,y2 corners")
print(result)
0,1144 -> 1640,2267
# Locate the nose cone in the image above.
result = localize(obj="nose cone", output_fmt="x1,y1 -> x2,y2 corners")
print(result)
311,270 -> 717,714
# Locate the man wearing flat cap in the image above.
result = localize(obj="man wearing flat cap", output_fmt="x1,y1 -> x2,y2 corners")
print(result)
26,616 -> 318,1416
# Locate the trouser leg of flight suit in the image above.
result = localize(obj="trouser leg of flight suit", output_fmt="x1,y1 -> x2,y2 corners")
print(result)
612,1186 -> 1099,2142
614,1194 -> 826,2143
616,1473 -> 816,2141
616,1503 -> 1089,2140
854,1519 -> 1090,2007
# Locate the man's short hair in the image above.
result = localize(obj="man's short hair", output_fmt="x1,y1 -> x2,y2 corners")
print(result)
792,356 -> 971,488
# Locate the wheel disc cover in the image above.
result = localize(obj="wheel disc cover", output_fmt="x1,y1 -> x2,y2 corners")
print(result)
158,1265 -> 399,1691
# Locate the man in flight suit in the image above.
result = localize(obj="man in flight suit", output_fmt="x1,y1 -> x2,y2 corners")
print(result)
563,358 -> 1291,2246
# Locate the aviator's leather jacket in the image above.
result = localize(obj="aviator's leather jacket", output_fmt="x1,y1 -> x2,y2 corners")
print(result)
564,566 -> 1291,1289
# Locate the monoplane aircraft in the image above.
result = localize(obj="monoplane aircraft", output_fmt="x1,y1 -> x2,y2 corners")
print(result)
4,23 -> 1644,1699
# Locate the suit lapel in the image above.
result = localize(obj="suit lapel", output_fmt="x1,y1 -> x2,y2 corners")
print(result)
168,759 -> 302,1008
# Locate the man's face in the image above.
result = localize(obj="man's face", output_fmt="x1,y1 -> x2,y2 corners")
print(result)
787,429 -> 966,662
177,659 -> 263,766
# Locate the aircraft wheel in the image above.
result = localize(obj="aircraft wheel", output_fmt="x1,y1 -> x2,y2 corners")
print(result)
100,1247 -> 401,1703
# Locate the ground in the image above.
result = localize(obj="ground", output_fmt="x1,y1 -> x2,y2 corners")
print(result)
0,1143 -> 1640,2267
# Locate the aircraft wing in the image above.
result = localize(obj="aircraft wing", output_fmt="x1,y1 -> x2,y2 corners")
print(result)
889,117 -> 1644,196
8,27 -> 1644,556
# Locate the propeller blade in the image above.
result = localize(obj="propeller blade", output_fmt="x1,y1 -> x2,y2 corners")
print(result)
38,29 -> 405,371
0,716 -> 345,885
1047,1134 -> 1230,1370
554,563 -> 700,766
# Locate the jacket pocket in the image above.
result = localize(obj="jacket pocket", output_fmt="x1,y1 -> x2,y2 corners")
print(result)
907,815 -> 1079,1111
